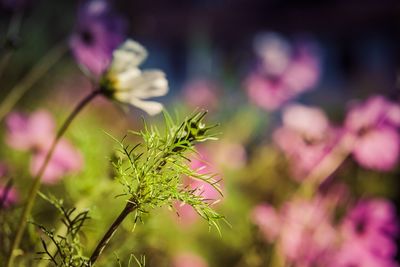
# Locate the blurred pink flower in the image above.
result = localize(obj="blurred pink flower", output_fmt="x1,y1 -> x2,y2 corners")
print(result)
6,110 -> 55,151
253,33 -> 292,76
172,252 -> 208,267
331,241 -> 399,267
30,140 -> 83,184
0,186 -> 18,208
329,199 -> 399,267
182,79 -> 219,110
175,147 -> 222,225
281,45 -> 320,94
278,198 -> 336,266
246,34 -> 320,111
273,104 -> 340,180
253,197 -> 399,267
5,110 -> 83,184
70,0 -> 126,77
282,104 -> 329,140
212,141 -> 247,169
245,74 -> 291,111
251,198 -> 336,266
345,95 -> 400,171
251,203 -> 281,242
340,199 -> 398,259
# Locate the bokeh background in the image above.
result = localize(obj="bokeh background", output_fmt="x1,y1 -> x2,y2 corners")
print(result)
1,0 -> 400,266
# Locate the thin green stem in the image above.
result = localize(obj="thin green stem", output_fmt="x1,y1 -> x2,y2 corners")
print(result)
6,89 -> 101,267
294,137 -> 351,198
0,41 -> 68,122
88,200 -> 137,266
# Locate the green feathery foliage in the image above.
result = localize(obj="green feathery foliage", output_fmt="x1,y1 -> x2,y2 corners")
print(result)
112,111 -> 224,231
34,111 -> 224,267
34,193 -> 90,267
116,254 -> 146,267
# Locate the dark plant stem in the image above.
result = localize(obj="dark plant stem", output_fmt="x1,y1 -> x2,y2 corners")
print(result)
88,201 -> 137,266
0,41 -> 68,122
6,89 -> 101,267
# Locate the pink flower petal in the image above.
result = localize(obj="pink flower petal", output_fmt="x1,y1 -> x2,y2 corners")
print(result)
5,110 -> 55,151
0,186 -> 18,207
30,139 -> 83,184
173,252 -> 208,267
353,127 -> 400,171
251,203 -> 281,242
282,104 -> 329,140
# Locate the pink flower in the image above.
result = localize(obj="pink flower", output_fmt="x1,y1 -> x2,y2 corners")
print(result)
182,79 -> 219,110
211,141 -> 247,170
252,198 -> 337,266
282,104 -> 329,140
280,46 -> 320,94
5,110 -> 83,184
246,34 -> 320,111
330,199 -> 399,267
331,241 -> 399,267
352,126 -> 399,171
172,252 -> 208,267
278,198 -> 336,266
245,74 -> 292,111
251,203 -> 281,242
345,95 -> 400,171
340,199 -> 398,259
30,140 -> 83,184
70,0 -> 126,77
252,197 -> 399,267
253,33 -> 292,76
273,104 -> 340,180
6,110 -> 55,151
0,186 -> 18,208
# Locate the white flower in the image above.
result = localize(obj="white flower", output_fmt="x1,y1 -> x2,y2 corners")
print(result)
101,39 -> 169,115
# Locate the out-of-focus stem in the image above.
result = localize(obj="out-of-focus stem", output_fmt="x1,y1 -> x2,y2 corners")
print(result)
296,136 -> 352,198
270,244 -> 286,267
0,41 -> 68,122
6,89 -> 101,267
88,200 -> 137,266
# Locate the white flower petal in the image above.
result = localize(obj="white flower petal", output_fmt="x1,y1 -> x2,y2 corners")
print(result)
115,68 -> 142,90
127,98 -> 164,116
104,39 -> 169,115
132,71 -> 168,98
115,70 -> 168,98
111,40 -> 148,73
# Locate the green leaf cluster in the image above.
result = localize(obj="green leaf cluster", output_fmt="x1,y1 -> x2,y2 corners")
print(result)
34,193 -> 90,267
112,111 -> 224,231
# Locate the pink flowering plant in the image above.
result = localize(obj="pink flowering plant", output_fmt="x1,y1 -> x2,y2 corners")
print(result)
0,1 -> 399,267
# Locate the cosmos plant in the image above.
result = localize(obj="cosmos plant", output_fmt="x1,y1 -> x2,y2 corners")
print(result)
6,38 -> 169,267
34,112 -> 223,266
1,1 -> 399,267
